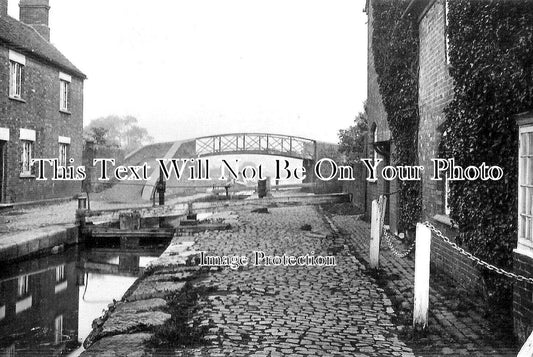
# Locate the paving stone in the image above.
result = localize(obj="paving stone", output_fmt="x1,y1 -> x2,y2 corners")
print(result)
144,271 -> 195,282
101,311 -> 171,336
127,281 -> 186,301
113,298 -> 167,314
80,333 -> 153,357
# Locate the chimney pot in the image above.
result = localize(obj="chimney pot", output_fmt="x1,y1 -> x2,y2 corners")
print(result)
19,0 -> 50,41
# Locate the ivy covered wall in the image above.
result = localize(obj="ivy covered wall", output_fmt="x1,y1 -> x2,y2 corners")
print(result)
371,0 -> 533,301
371,0 -> 422,233
442,0 -> 533,300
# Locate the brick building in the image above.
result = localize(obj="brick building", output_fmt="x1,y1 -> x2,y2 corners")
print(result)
363,0 -> 399,232
402,0 -> 483,293
364,0 -> 533,343
0,0 -> 85,204
363,0 -> 483,297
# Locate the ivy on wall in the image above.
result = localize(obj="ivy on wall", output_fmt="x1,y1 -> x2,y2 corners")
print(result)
371,0 -> 421,232
442,0 -> 533,301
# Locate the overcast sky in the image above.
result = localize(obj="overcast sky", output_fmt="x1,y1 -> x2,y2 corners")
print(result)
9,0 -> 368,144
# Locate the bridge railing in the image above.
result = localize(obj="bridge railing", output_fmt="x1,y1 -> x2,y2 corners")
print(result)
195,133 -> 316,160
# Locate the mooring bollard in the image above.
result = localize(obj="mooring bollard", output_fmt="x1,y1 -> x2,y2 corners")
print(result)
413,222 -> 432,330
75,209 -> 86,228
77,195 -> 87,210
258,179 -> 267,198
369,199 -> 380,269
75,194 -> 88,228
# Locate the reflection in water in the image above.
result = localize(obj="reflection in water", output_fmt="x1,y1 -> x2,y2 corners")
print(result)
0,244 -> 165,356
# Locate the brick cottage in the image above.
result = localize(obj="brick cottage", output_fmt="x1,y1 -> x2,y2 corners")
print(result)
0,0 -> 85,204
361,0 -> 533,343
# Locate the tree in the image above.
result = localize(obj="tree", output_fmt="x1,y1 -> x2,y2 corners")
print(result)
338,101 -> 368,162
84,115 -> 154,152
89,127 -> 110,146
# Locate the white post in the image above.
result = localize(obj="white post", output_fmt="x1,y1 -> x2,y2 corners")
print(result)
518,330 -> 533,357
370,199 -> 380,269
413,222 -> 431,329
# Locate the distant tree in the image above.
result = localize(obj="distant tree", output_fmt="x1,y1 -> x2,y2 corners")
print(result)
89,127 -> 110,146
84,115 -> 154,152
338,101 -> 368,162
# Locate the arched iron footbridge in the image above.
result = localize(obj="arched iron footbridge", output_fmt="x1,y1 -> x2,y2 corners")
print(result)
194,133 -> 317,160
130,133 -> 321,200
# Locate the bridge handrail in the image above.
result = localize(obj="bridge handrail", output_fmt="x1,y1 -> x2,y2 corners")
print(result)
195,132 -> 317,144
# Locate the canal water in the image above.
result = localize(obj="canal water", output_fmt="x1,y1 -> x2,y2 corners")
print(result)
0,241 -> 168,356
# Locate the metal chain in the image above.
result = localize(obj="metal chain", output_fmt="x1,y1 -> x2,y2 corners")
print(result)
383,230 -> 416,258
375,194 -> 415,258
422,221 -> 533,284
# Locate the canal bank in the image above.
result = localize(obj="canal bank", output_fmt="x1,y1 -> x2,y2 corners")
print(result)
79,202 -> 410,356
79,195 -> 350,356
0,240 -> 168,356
0,225 -> 79,262
0,193 -> 349,263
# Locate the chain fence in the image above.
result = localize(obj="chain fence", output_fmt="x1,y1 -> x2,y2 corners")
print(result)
376,194 -> 415,258
422,221 -> 533,284
382,230 -> 415,258
375,213 -> 533,283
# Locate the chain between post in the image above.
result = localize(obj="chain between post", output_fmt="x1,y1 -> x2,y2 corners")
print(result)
382,230 -> 415,258
422,221 -> 533,284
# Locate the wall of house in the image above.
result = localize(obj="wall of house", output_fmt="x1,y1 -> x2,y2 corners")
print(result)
418,0 -> 482,291
418,0 -> 453,219
513,251 -> 533,343
0,47 -> 84,203
341,161 -> 366,213
364,0 -> 397,230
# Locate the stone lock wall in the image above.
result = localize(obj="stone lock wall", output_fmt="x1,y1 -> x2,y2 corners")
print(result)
0,47 -> 84,203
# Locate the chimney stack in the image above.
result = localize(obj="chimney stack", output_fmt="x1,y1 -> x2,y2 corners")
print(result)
19,0 -> 50,41
0,0 -> 7,16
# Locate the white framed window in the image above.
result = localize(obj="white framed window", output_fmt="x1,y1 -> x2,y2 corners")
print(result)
55,264 -> 65,282
20,129 -> 36,176
17,275 -> 29,296
0,344 -> 15,357
9,61 -> 23,98
58,136 -> 70,171
518,125 -> 533,249
54,315 -> 63,344
15,296 -> 32,314
9,50 -> 25,99
0,128 -> 9,141
59,143 -> 68,167
21,140 -> 33,175
59,72 -> 71,111
60,80 -> 69,111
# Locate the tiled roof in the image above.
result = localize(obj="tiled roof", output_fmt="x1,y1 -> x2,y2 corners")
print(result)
0,14 -> 86,79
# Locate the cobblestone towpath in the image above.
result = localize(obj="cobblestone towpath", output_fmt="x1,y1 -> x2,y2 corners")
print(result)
83,205 -> 415,356
191,205 -> 414,356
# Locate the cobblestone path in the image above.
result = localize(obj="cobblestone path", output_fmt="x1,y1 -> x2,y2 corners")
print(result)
330,211 -> 519,356
176,205 -> 414,356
